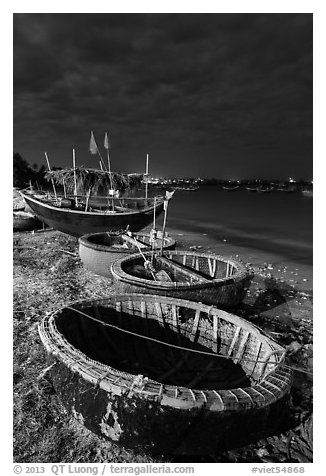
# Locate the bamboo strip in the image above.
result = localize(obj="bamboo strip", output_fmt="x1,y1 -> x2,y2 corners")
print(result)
227,326 -> 241,357
249,341 -> 263,377
234,331 -> 250,363
190,309 -> 201,343
213,315 -> 219,353
208,258 -> 213,277
226,262 -> 230,278
115,301 -> 122,327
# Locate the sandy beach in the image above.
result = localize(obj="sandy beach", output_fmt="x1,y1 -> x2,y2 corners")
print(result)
13,221 -> 313,463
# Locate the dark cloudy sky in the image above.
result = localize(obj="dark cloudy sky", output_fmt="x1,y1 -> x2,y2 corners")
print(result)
13,13 -> 313,179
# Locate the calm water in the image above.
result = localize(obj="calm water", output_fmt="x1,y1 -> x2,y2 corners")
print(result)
162,187 -> 313,266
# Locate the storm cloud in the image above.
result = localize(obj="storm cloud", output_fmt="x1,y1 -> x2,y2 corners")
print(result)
13,13 -> 312,179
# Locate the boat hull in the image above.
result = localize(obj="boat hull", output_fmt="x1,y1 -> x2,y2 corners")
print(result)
21,193 -> 166,237
45,354 -> 290,454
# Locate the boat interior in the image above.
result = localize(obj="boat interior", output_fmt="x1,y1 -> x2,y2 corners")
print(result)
122,253 -> 238,284
55,299 -> 279,391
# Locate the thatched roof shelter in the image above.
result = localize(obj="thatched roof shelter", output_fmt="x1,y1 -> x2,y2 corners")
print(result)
45,167 -> 143,195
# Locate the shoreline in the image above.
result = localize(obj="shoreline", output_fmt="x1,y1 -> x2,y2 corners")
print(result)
160,222 -> 313,296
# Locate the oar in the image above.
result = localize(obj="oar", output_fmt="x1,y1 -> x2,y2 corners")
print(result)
126,231 -> 157,281
150,197 -> 158,262
160,193 -> 170,255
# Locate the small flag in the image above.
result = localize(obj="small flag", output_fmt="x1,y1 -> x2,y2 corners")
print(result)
89,131 -> 98,155
104,132 -> 110,150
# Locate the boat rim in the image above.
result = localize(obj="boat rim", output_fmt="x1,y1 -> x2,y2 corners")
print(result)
21,192 -> 165,217
78,231 -> 176,252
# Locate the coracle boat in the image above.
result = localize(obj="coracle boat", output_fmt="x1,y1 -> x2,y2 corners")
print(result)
20,191 -> 171,238
111,250 -> 252,308
79,231 -> 176,278
13,211 -> 44,232
38,293 -> 292,455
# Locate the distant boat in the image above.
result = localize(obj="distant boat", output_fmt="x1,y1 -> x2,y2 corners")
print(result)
20,191 -> 172,238
257,185 -> 274,193
276,184 -> 296,193
302,189 -> 313,198
171,186 -> 199,191
245,184 -> 259,192
222,182 -> 240,191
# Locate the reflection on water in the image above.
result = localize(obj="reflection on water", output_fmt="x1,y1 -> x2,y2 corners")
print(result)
161,188 -> 313,265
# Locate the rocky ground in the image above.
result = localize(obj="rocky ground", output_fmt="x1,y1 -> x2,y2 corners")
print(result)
13,227 -> 313,463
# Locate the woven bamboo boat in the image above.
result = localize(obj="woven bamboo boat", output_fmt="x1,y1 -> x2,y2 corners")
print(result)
20,191 -> 171,237
13,211 -> 44,232
38,293 -> 292,454
111,250 -> 252,307
79,231 -> 176,278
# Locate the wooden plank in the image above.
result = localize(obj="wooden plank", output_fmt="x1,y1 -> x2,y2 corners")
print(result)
156,256 -> 210,283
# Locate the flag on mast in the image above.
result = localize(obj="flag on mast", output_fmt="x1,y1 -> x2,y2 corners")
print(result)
89,131 -> 98,155
104,132 -> 110,150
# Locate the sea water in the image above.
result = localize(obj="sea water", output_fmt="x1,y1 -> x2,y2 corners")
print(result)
164,187 -> 313,266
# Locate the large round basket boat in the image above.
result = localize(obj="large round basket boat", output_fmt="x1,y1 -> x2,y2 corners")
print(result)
78,231 -> 176,278
111,250 -> 252,308
38,293 -> 292,455
13,211 -> 44,232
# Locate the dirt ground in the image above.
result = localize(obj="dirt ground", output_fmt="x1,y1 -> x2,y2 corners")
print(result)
13,226 -> 312,463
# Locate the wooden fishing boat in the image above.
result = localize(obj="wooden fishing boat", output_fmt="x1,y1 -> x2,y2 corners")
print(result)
13,211 -> 44,232
79,231 -> 176,278
20,191 -> 171,238
111,250 -> 252,308
38,293 -> 292,454
222,182 -> 240,191
245,185 -> 259,192
257,185 -> 274,193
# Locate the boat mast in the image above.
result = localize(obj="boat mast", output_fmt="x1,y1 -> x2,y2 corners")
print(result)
44,152 -> 58,201
104,132 -> 114,192
72,148 -> 78,206
145,153 -> 149,199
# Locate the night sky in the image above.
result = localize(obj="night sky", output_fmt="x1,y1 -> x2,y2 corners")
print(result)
13,13 -> 313,180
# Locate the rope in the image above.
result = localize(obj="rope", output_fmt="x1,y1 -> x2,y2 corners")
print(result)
64,306 -> 313,376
